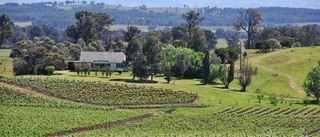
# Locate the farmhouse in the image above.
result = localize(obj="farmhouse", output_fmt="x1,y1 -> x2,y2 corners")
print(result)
69,52 -> 128,71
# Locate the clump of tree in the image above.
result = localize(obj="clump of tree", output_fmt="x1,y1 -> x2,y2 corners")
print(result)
74,63 -> 90,76
164,45 -> 204,79
182,10 -> 208,52
102,66 -> 113,77
123,26 -> 144,79
0,14 -> 14,47
143,32 -> 165,81
44,66 -> 55,75
215,47 -> 239,88
303,65 -> 320,103
10,37 -> 70,75
255,39 -> 274,53
66,11 -> 114,44
280,36 -> 295,48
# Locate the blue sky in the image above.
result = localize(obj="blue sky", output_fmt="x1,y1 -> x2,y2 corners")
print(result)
1,0 -> 319,9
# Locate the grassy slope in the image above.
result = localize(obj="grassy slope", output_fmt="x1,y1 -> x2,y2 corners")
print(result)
246,47 -> 320,99
0,49 -> 13,77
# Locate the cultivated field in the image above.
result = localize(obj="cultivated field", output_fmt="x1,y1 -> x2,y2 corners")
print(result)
1,46 -> 320,136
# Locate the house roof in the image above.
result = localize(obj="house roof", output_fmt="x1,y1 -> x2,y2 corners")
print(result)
79,52 -> 126,63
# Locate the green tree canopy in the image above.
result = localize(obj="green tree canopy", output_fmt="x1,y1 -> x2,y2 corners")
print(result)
66,11 -> 114,44
0,14 -> 14,47
143,32 -> 165,81
303,66 -> 320,102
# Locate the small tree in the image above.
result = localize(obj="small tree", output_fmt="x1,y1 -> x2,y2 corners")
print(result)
101,68 -> 105,77
303,66 -> 320,103
175,53 -> 190,78
239,61 -> 254,92
74,63 -> 81,75
227,61 -> 235,88
0,14 -> 14,47
44,66 -> 55,75
269,96 -> 278,106
82,63 -> 90,76
94,66 -> 99,76
202,51 -> 210,84
117,69 -> 123,75
257,94 -> 264,103
164,67 -> 172,83
208,64 -> 220,83
105,66 -> 113,77
219,65 -> 229,88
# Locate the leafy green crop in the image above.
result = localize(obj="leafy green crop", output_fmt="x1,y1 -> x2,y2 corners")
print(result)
74,114 -> 320,136
1,77 -> 197,105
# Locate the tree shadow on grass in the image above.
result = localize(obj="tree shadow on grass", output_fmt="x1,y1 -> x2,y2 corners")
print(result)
110,78 -> 158,84
213,86 -> 243,92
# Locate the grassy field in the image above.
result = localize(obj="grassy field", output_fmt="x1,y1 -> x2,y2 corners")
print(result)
13,21 -> 32,27
1,46 -> 320,136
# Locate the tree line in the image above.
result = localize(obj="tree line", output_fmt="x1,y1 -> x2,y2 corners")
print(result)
1,2 -> 320,29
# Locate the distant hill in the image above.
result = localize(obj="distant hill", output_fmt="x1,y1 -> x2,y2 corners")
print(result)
1,0 -> 319,9
0,3 -> 320,30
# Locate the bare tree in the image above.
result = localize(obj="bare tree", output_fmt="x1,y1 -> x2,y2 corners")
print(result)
234,8 -> 262,49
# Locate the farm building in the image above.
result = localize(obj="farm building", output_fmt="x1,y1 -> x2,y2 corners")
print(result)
68,52 -> 128,71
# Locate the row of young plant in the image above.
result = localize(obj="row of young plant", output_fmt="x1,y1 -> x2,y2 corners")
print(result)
219,107 -> 320,117
0,105 -> 146,137
0,85 -> 113,111
74,63 -> 119,77
72,113 -> 320,136
0,77 -> 197,105
116,103 -> 210,109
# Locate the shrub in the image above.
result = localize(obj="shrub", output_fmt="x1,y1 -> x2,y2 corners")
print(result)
164,68 -> 171,83
208,64 -> 220,83
269,96 -> 278,106
117,69 -> 123,75
44,66 -> 55,75
280,36 -> 294,48
257,94 -> 264,103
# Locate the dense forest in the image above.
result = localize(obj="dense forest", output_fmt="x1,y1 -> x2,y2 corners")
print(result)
1,2 -> 320,30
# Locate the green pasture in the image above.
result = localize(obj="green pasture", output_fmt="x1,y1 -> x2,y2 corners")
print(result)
0,49 -> 13,77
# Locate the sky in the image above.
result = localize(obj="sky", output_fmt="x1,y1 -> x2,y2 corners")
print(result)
0,0 -> 319,9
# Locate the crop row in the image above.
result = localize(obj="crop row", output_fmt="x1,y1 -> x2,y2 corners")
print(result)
71,113 -> 320,136
0,105 -> 146,137
219,107 -> 320,116
0,85 -> 112,111
0,77 -> 197,105
116,103 -> 210,109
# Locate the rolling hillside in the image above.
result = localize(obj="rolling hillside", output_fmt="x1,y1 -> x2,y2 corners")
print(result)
246,46 -> 320,99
